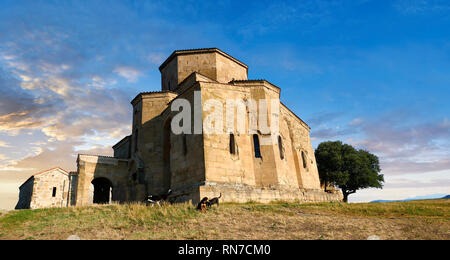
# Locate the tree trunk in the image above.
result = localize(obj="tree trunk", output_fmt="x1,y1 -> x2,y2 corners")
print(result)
343,192 -> 349,203
342,189 -> 356,203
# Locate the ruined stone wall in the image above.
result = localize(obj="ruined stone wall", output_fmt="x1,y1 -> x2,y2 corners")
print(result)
30,169 -> 70,209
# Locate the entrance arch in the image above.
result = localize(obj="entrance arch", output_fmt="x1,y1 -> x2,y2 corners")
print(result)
92,178 -> 113,204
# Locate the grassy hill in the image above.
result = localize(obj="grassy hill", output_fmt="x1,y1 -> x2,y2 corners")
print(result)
0,199 -> 448,240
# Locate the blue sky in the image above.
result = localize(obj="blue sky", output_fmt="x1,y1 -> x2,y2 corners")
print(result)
0,0 -> 449,206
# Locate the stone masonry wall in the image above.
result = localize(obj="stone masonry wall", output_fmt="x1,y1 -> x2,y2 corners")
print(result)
200,182 -> 342,204
75,155 -> 129,206
30,169 -> 70,209
196,80 -> 338,204
132,92 -> 178,196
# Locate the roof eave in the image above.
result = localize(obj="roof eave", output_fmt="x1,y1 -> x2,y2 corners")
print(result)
158,48 -> 248,72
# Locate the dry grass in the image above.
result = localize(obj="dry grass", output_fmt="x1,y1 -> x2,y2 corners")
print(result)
0,211 -> 6,219
0,199 -> 448,240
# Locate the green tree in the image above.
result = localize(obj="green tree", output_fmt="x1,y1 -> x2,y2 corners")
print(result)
315,141 -> 384,202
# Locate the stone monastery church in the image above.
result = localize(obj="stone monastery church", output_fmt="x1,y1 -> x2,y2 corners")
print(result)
16,48 -> 342,209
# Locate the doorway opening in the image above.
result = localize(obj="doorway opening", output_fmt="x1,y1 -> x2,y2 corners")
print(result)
92,178 -> 112,204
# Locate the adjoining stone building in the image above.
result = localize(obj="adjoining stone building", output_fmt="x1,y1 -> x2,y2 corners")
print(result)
15,167 -> 77,209
17,48 -> 342,209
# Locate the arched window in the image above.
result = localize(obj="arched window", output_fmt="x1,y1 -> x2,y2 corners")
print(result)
253,134 -> 262,158
229,133 -> 236,155
52,187 -> 57,197
301,151 -> 307,169
278,135 -> 284,160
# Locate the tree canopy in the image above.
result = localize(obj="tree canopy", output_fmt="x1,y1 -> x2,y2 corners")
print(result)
315,141 -> 384,202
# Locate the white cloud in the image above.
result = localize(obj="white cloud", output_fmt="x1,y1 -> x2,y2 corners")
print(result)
0,112 -> 48,131
349,118 -> 363,126
0,167 -> 34,172
148,52 -> 165,65
89,76 -> 117,88
18,74 -> 32,81
0,141 -> 11,148
113,66 -> 142,82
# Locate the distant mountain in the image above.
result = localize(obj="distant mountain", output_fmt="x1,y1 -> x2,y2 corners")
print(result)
371,200 -> 397,203
371,194 -> 449,203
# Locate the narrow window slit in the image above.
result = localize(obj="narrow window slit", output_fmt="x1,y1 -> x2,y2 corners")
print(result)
253,134 -> 261,158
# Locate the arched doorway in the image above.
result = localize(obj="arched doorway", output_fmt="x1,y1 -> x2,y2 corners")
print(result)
92,178 -> 112,204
